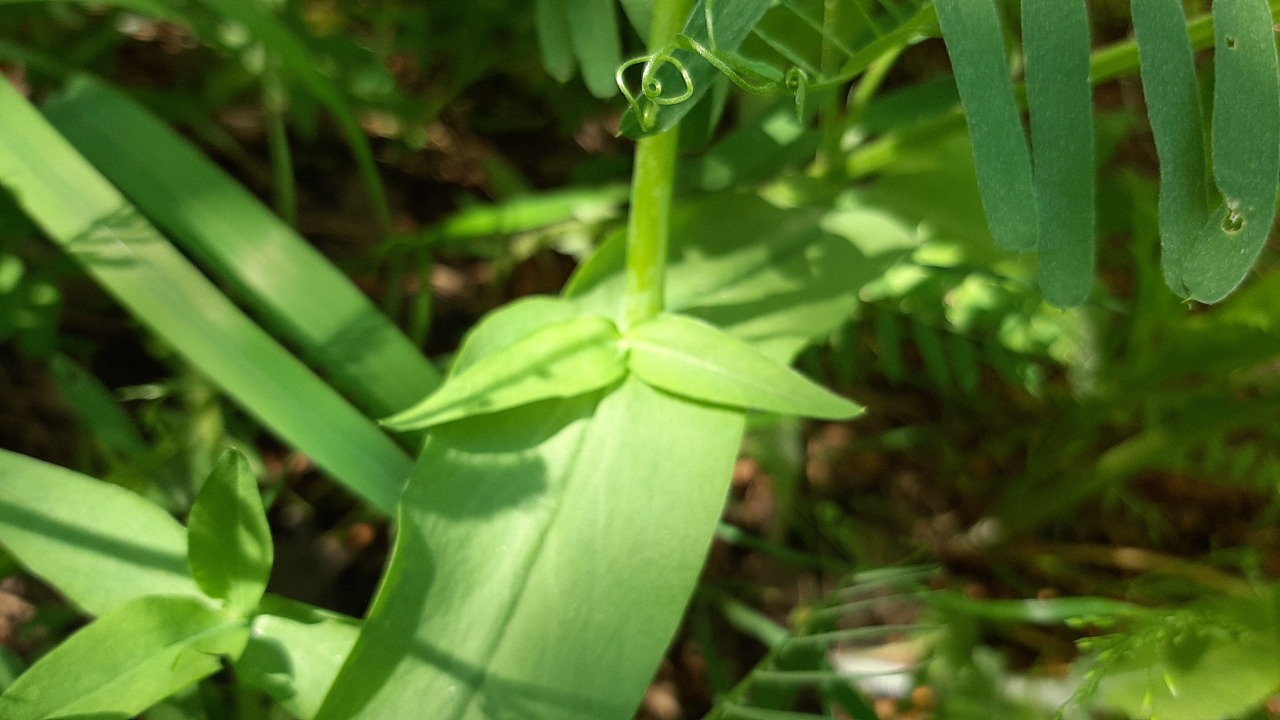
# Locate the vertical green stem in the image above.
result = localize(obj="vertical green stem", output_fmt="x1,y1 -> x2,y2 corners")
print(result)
624,0 -> 694,329
818,0 -> 845,183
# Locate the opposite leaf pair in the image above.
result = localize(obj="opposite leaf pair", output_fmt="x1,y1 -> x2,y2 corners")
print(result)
0,450 -> 272,719
381,306 -> 863,433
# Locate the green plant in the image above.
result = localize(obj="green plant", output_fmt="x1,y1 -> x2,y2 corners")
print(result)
2,0 -> 1280,719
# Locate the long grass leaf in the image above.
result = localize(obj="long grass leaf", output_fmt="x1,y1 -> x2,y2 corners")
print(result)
1132,0 -> 1210,297
1182,0 -> 1280,303
42,77 -> 440,421
0,78 -> 410,513
934,0 -> 1037,252
1024,0 -> 1095,306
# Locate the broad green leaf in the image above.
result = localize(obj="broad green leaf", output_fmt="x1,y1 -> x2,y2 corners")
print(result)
565,192 -> 907,363
0,594 -> 249,720
1024,0 -> 1095,307
381,315 -> 625,430
43,77 -> 440,420
619,0 -> 773,137
0,77 -> 411,513
237,596 -> 359,720
933,0 -> 1037,252
450,295 -> 586,374
0,449 -> 200,616
566,0 -> 623,98
626,313 -> 864,419
1182,0 -> 1280,303
317,377 -> 744,720
187,450 -> 273,611
1095,595 -> 1280,720
535,0 -> 576,83
1131,0 -> 1209,297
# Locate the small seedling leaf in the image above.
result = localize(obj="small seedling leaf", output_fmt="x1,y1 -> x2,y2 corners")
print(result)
187,449 -> 273,611
0,595 -> 248,720
626,313 -> 863,419
1181,0 -> 1280,303
381,315 -> 625,430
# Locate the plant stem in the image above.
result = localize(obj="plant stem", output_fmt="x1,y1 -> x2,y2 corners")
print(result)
624,0 -> 694,328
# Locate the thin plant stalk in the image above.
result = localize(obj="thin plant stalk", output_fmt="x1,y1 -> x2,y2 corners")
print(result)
624,0 -> 695,328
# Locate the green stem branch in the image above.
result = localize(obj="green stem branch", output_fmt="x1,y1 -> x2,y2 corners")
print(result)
624,0 -> 694,328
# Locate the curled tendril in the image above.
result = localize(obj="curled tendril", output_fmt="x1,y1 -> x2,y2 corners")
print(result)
616,47 -> 694,132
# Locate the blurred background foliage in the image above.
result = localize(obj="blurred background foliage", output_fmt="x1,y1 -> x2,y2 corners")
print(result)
1,0 -> 1280,718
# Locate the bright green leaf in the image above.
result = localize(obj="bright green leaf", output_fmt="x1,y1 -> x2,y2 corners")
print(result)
43,77 -> 440,420
566,192 -> 901,363
931,0 -> 1037,252
187,449 -> 273,611
0,595 -> 249,720
237,596 -> 359,720
317,377 -> 745,720
626,313 -> 864,419
0,449 -> 200,616
1131,0 -> 1209,297
1182,0 -> 1280,303
382,314 -> 625,430
1024,0 -> 1096,307
0,76 -> 412,514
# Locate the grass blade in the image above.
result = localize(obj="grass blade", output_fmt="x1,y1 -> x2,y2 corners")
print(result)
933,0 -> 1037,252
1024,0 -> 1095,307
42,77 -> 440,420
1132,0 -> 1210,297
0,77 -> 411,513
1182,0 -> 1280,303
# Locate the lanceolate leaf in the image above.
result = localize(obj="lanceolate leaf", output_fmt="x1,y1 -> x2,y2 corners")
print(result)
1131,0 -> 1209,297
1024,0 -> 1095,307
381,315 -> 625,430
187,449 -> 273,611
0,449 -> 200,616
933,0 -> 1037,252
0,595 -> 249,720
626,313 -> 864,419
0,77 -> 411,513
42,77 -> 440,420
1182,0 -> 1280,303
317,378 -> 745,720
